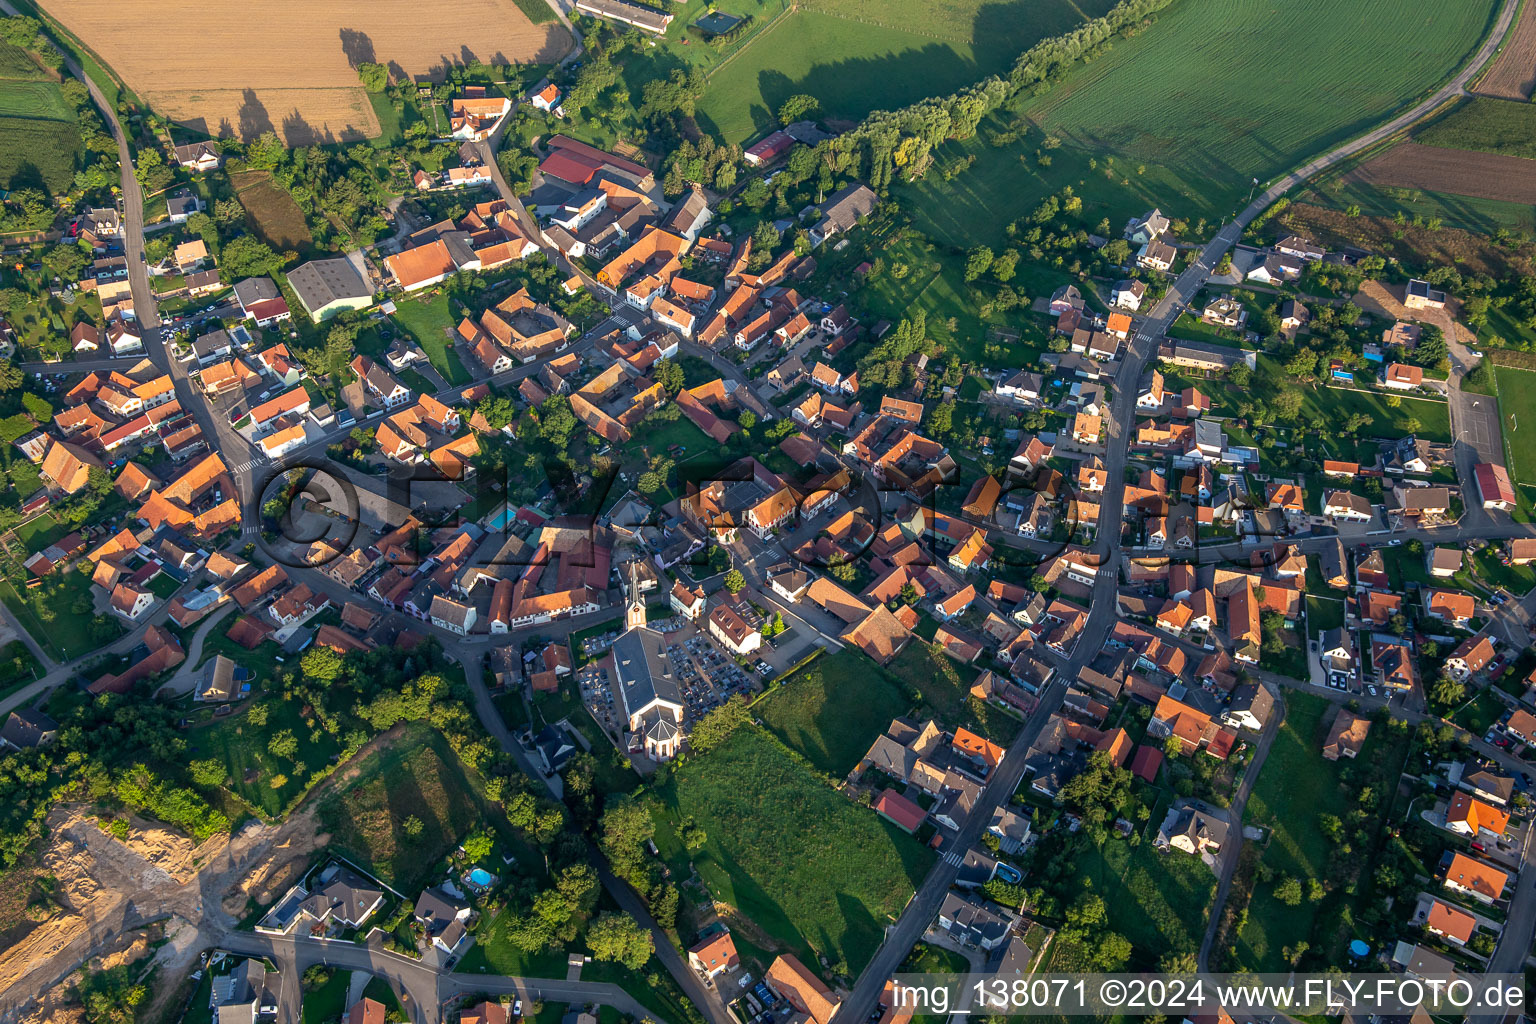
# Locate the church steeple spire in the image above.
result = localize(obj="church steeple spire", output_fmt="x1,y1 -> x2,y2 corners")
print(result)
624,561 -> 646,630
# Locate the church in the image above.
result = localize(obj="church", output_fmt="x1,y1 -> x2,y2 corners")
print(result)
611,562 -> 686,761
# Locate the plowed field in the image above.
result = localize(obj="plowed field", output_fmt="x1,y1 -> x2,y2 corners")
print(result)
1476,0 -> 1536,98
1347,142 -> 1536,204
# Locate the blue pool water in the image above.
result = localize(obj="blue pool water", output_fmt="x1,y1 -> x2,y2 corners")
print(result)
487,507 -> 512,531
469,867 -> 495,886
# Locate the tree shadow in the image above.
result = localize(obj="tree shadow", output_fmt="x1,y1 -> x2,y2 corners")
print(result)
237,89 -> 275,141
280,108 -> 339,148
1,160 -> 46,193
339,28 -> 377,68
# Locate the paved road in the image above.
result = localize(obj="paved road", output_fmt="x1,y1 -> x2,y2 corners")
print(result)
0,0 -> 267,529
447,647 -> 734,1024
1197,685 -> 1283,970
218,928 -> 664,1024
838,1 -> 1522,998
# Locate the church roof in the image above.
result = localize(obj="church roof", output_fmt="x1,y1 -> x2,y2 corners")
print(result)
613,625 -> 681,719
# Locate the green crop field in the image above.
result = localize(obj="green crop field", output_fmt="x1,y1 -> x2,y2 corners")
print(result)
0,42 -> 49,81
656,725 -> 934,973
1417,96 -> 1536,159
0,81 -> 69,121
0,42 -> 81,193
1494,364 -> 1536,500
901,0 -> 1500,247
696,0 -> 1115,145
757,648 -> 910,776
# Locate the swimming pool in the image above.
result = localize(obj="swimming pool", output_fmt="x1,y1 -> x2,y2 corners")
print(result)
468,867 -> 495,887
486,506 -> 512,532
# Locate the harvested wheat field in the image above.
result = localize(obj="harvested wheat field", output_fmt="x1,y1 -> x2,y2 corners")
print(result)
41,0 -> 572,143
1476,0 -> 1536,98
1347,142 -> 1536,205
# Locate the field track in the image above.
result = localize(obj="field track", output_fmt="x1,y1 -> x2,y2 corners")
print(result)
1346,141 -> 1536,204
40,0 -> 572,143
1475,0 -> 1536,97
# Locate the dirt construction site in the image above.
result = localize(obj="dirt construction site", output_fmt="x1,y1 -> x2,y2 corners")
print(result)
0,800 -> 330,1023
40,0 -> 573,143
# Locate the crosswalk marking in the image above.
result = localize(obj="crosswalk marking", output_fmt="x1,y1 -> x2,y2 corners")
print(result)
941,851 -> 964,867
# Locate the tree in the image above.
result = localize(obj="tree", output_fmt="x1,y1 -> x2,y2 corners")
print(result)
1430,676 -> 1465,709
992,248 -> 1020,282
587,912 -> 653,969
267,729 -> 298,761
462,830 -> 494,863
723,569 -> 745,594
220,235 -> 281,278
689,697 -> 751,755
1159,952 -> 1198,975
777,94 -> 819,125
190,759 -> 225,787
1063,892 -> 1106,936
1227,362 -> 1251,388
653,359 -> 685,395
738,410 -> 757,431
43,243 -> 88,281
402,815 -> 424,837
1274,877 -> 1303,906
357,62 -> 389,92
964,246 -> 995,282
1093,932 -> 1132,971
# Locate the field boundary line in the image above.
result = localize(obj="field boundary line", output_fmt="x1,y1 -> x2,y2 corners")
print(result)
703,2 -> 797,83
794,7 -> 974,46
1491,362 -> 1534,485
1471,0 -> 1530,93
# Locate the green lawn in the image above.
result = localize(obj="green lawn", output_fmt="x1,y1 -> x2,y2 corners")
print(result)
1234,692 -> 1411,970
456,906 -> 570,977
757,647 -> 911,776
1494,364 -> 1536,502
391,293 -> 470,385
656,725 -> 934,974
317,724 -> 487,891
882,641 -> 1019,743
1299,385 -> 1451,441
1382,546 -> 1433,590
624,412 -> 717,458
1065,833 -> 1216,956
1305,595 -> 1345,633
1166,312 -> 1248,349
695,0 -> 1116,145
0,572 -> 114,662
299,970 -> 350,1024
901,0 -> 1500,247
846,227 -> 1045,368
1453,690 -> 1506,736
13,512 -> 65,554
193,692 -> 346,819
1464,545 -> 1536,595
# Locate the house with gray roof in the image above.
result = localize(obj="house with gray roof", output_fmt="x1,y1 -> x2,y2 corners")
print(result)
286,256 -> 373,322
